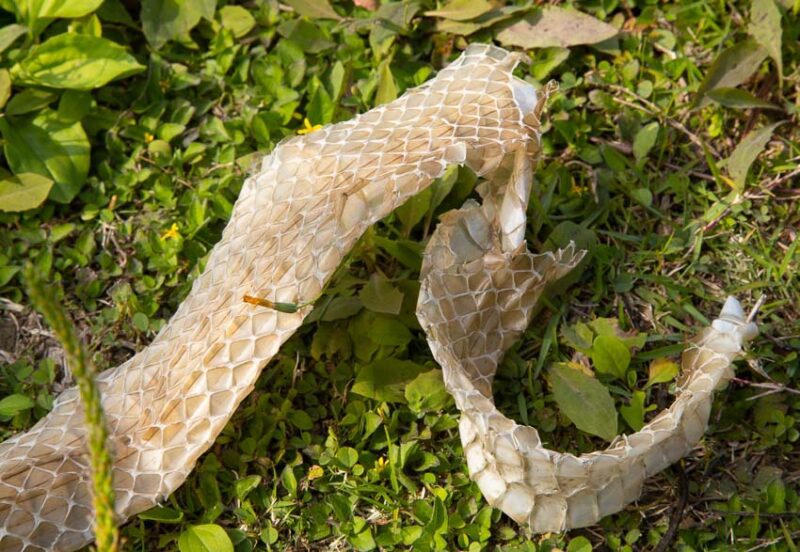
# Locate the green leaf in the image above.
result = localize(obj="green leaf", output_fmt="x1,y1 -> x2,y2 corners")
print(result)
375,58 -> 397,106
590,335 -> 631,379
749,0 -> 783,79
284,0 -> 342,20
178,524 -> 233,552
352,359 -> 428,403
335,446 -> 359,468
0,69 -> 10,110
287,409 -> 313,430
359,274 -> 404,315
24,0 -> 104,19
58,90 -> 93,123
694,40 -> 767,107
12,34 -> 144,90
0,24 -> 26,56
646,358 -> 680,387
218,5 -> 255,38
723,122 -> 783,190
0,109 -> 90,203
424,0 -> 493,21
632,121 -> 660,164
620,390 -> 646,432
0,394 -> 35,417
530,47 -> 570,81
405,370 -> 452,414
497,7 -> 618,49
0,173 -> 53,212
550,362 -> 617,441
633,121 -> 661,164
141,0 -> 217,49
706,87 -> 782,110
349,527 -> 376,551
307,79 -> 334,125
567,536 -> 593,552
5,89 -> 57,115
281,465 -> 297,497
138,506 -> 184,523
233,475 -> 262,499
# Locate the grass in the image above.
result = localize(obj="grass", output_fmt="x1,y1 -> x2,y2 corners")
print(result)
0,0 -> 798,551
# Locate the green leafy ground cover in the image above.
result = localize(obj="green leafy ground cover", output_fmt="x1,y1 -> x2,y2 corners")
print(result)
0,0 -> 798,550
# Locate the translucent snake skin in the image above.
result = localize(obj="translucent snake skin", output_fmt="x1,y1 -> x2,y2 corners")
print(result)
0,44 -> 757,550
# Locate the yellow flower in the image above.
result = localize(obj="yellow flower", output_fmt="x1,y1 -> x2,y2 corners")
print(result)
144,132 -> 155,143
160,223 -> 180,241
297,117 -> 322,135
376,456 -> 388,471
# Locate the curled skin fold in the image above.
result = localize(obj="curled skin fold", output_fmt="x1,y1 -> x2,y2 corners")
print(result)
0,44 -> 542,551
416,151 -> 760,531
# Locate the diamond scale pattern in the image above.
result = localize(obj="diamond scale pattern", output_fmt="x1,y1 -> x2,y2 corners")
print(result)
0,44 -> 540,551
416,132 -> 760,532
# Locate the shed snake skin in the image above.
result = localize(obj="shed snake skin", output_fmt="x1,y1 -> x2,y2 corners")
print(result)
0,44 -> 757,550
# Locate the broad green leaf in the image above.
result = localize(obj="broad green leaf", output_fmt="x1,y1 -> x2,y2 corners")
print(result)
12,33 -> 144,90
646,358 -> 679,387
0,24 -> 26,55
590,335 -> 631,379
550,362 -> 617,441
723,122 -> 783,190
587,318 -> 647,349
396,187 -> 431,232
138,506 -> 184,523
749,0 -> 783,79
335,447 -> 359,468
567,536 -> 593,552
530,47 -> 570,81
561,321 -> 594,354
359,273 -> 404,315
349,527 -> 377,551
307,79 -> 334,125
497,7 -> 618,49
632,121 -> 659,163
233,475 -> 261,499
424,0 -> 493,21
620,390 -> 646,431
178,524 -> 233,552
284,0 -> 342,20
707,87 -> 782,110
141,0 -> 217,49
58,90 -> 93,123
281,465 -> 297,496
218,5 -> 255,38
22,0 -> 103,19
375,58 -> 397,106
352,359 -> 428,403
5,89 -> 57,115
0,110 -> 90,203
694,40 -> 767,107
0,69 -> 10,110
405,369 -> 451,414
288,409 -> 313,430
0,173 -> 53,212
0,394 -> 35,417
329,60 -> 346,100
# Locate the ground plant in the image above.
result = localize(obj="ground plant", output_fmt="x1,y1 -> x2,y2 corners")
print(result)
0,0 -> 798,550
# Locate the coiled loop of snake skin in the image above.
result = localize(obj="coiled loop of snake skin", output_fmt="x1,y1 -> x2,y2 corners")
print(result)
416,143 -> 759,531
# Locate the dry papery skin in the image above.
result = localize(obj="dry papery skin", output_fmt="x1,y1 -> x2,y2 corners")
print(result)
0,44 -> 757,550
